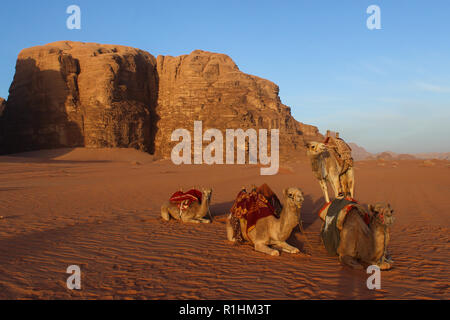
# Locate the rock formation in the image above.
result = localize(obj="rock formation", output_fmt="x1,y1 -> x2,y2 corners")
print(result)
0,41 -> 158,154
0,41 -> 321,161
414,152 -> 450,161
0,97 -> 5,117
154,50 -> 320,161
348,143 -> 372,161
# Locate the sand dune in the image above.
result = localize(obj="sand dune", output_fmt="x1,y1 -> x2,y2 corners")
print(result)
0,148 -> 448,299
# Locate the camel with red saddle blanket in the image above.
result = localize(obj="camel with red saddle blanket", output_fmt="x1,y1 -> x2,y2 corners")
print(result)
226,185 -> 304,256
161,187 -> 212,223
319,198 -> 395,270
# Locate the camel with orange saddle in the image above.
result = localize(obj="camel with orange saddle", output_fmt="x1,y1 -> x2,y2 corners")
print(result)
226,184 -> 304,256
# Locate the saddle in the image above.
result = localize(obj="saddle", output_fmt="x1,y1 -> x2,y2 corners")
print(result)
318,197 -> 370,230
324,136 -> 353,174
230,186 -> 276,242
169,189 -> 202,215
256,183 -> 282,217
318,197 -> 370,256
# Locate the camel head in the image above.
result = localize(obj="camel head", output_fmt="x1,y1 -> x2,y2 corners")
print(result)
283,187 -> 304,209
305,141 -> 327,156
201,187 -> 213,204
369,202 -> 395,226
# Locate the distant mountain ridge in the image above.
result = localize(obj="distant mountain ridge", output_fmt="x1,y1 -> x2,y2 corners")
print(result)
348,142 -> 450,161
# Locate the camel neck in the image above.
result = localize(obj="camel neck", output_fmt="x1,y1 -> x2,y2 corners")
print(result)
371,221 -> 387,262
279,201 -> 300,240
200,196 -> 208,210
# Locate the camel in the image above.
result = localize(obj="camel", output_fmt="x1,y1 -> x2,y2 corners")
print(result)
161,187 -> 212,223
336,202 -> 394,270
305,141 -> 354,203
226,187 -> 304,256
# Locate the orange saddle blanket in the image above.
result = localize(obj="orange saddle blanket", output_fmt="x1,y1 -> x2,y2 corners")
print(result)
230,188 -> 276,234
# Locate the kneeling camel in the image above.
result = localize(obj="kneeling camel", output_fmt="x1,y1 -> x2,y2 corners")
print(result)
226,187 -> 304,256
161,188 -> 212,223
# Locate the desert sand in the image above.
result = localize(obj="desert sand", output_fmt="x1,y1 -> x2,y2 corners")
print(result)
0,148 -> 448,300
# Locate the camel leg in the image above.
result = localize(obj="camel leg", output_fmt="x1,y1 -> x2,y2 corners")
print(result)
161,206 -> 170,221
272,241 -> 300,254
181,217 -> 201,223
378,261 -> 392,271
346,168 -> 355,198
255,242 -> 280,256
329,174 -> 342,198
196,218 -> 211,223
226,214 -> 236,242
339,255 -> 363,269
318,179 -> 330,203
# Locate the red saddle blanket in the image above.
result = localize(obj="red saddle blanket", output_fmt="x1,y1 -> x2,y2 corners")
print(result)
170,189 -> 202,208
230,189 -> 276,234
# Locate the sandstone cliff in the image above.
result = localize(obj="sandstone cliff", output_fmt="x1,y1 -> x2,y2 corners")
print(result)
0,41 -> 158,154
0,41 -> 321,161
154,50 -> 320,160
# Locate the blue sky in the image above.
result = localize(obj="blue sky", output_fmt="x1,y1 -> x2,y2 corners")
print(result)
0,0 -> 449,153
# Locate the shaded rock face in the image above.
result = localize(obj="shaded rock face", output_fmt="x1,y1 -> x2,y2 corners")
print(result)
154,50 -> 321,161
0,41 -> 158,154
0,42 -> 321,161
0,97 -> 5,116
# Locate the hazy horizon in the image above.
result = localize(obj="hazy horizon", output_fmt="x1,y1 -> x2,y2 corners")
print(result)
0,0 -> 449,154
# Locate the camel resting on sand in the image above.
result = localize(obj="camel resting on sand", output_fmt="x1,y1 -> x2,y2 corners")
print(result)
305,141 -> 354,203
226,187 -> 304,256
161,188 -> 212,223
334,203 -> 395,270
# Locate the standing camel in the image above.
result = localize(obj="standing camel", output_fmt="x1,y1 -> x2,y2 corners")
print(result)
226,187 -> 304,256
305,141 -> 354,203
161,188 -> 212,223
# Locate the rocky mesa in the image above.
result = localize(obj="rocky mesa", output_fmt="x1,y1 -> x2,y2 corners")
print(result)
0,41 -> 321,160
0,41 -> 158,154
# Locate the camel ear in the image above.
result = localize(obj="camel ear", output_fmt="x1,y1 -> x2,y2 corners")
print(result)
368,204 -> 375,213
283,189 -> 288,197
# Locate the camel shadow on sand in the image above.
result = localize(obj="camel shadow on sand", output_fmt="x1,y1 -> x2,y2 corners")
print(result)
287,194 -> 326,254
209,201 -> 235,220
